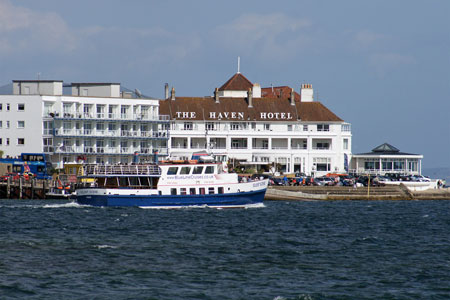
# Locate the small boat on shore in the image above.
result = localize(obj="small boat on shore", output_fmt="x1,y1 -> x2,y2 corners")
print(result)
75,162 -> 268,208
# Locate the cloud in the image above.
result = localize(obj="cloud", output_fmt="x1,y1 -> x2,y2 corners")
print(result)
369,53 -> 416,76
0,0 -> 76,54
213,13 -> 312,60
353,30 -> 386,47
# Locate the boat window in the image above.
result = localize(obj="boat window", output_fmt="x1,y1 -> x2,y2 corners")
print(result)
167,167 -> 178,175
205,166 -> 215,174
180,188 -> 187,195
193,166 -> 204,174
129,177 -> 139,186
208,187 -> 215,194
218,187 -> 224,194
180,167 -> 191,175
170,188 -> 177,195
105,177 -> 118,188
190,188 -> 196,195
119,177 -> 128,187
199,188 -> 205,195
97,177 -> 106,187
139,177 -> 150,187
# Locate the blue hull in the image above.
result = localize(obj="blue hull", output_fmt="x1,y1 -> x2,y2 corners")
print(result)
76,189 -> 266,208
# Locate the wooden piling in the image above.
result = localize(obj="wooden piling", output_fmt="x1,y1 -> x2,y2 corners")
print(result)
19,178 -> 23,199
7,177 -> 11,198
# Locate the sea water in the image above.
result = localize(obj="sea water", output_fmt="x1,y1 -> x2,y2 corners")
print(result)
1,199 -> 450,300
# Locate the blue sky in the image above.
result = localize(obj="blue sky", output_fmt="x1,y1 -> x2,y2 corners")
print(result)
1,0 -> 449,168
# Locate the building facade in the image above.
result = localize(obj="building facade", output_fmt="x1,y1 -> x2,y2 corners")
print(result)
0,80 -> 169,167
160,73 -> 352,176
350,143 -> 423,175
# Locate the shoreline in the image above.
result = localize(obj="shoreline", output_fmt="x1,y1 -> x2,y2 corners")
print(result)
265,185 -> 450,201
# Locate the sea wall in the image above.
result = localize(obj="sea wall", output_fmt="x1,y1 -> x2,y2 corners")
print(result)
265,185 -> 450,200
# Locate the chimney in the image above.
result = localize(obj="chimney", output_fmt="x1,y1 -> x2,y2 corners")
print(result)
165,83 -> 169,99
170,87 -> 175,101
214,87 -> 219,103
301,84 -> 313,102
247,88 -> 253,108
290,88 -> 295,106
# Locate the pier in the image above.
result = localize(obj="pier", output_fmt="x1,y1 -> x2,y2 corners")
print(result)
265,185 -> 450,201
0,178 -> 50,199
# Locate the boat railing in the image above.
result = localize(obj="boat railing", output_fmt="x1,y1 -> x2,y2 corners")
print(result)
82,164 -> 161,176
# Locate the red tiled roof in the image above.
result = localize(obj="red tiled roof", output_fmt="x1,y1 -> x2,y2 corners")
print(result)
218,73 -> 253,91
261,86 -> 301,102
159,96 -> 343,122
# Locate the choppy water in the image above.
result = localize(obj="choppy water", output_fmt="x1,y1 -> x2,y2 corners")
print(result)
1,199 -> 450,300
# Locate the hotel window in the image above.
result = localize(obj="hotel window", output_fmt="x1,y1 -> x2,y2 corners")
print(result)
382,159 -> 392,170
6,121 -> 10,129
0,103 -> 2,111
303,125 -> 308,131
343,138 -> 348,150
17,138 -> 25,145
162,123 -> 170,131
0,138 -> 2,145
17,121 -> 25,128
6,103 -> 10,111
264,123 -> 270,131
183,122 -> 193,130
43,138 -> 53,152
313,157 -> 331,171
206,122 -> 216,131
43,121 -> 53,135
17,103 -> 25,111
231,122 -> 244,130
6,138 -> 9,145
287,125 -> 293,131
317,124 -> 329,132
63,103 -> 72,114
0,121 -> 2,128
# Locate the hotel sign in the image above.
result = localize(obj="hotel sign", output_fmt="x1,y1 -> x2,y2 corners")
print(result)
175,111 -> 293,120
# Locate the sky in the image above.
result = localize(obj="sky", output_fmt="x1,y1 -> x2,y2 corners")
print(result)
0,0 -> 449,168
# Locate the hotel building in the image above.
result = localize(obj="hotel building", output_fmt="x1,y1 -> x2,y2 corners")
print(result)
0,80 -> 169,167
160,73 -> 352,176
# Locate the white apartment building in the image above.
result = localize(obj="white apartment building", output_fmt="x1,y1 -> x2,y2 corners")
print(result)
0,80 -> 169,167
160,73 -> 352,176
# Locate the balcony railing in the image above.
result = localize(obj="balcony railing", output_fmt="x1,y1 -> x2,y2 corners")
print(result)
50,111 -> 169,122
53,146 -> 168,155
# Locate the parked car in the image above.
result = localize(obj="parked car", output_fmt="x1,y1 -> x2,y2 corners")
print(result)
315,176 -> 335,186
411,175 -> 431,182
269,177 -> 285,186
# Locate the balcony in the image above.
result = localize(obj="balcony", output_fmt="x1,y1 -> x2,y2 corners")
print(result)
51,111 -> 168,122
53,146 -> 168,156
312,146 -> 331,150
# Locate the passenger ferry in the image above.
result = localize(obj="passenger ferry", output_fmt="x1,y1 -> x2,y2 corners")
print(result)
75,162 -> 268,208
